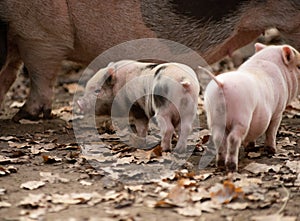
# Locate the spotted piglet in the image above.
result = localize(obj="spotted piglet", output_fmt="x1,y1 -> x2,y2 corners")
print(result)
77,60 -> 200,153
204,43 -> 300,172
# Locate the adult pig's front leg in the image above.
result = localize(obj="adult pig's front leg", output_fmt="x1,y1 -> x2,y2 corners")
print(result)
0,40 -> 22,106
12,42 -> 65,122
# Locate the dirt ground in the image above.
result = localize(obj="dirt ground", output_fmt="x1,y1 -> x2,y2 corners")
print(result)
0,58 -> 300,221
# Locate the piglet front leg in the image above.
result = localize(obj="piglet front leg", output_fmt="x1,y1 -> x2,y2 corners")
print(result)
264,115 -> 282,155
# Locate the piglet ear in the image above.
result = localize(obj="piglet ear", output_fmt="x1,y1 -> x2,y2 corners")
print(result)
282,46 -> 295,65
107,62 -> 114,67
181,80 -> 191,91
106,67 -> 116,85
254,43 -> 267,52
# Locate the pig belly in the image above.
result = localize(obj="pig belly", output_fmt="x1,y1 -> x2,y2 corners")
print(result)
243,105 -> 272,143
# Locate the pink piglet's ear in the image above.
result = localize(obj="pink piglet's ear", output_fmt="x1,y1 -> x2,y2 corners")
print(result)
254,43 -> 267,52
282,46 -> 295,65
106,67 -> 116,85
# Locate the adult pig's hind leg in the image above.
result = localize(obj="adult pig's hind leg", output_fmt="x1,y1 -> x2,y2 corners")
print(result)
12,42 -> 67,122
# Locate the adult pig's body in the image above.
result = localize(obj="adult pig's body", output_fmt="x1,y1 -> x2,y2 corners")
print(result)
0,0 -> 300,121
0,1 -> 156,121
204,43 -> 300,172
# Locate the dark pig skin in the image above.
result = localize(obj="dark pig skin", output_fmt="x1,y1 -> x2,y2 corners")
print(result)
0,0 -> 299,121
0,20 -> 7,69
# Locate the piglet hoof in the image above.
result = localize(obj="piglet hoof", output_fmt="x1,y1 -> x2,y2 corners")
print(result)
226,162 -> 237,172
162,147 -> 171,152
216,159 -> 226,170
264,146 -> 276,155
244,141 -> 259,152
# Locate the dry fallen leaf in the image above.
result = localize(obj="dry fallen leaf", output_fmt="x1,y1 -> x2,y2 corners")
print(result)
30,145 -> 49,155
21,207 -> 47,220
294,174 -> 300,187
0,165 -> 17,176
0,188 -> 6,195
18,194 -> 46,207
190,187 -> 210,202
225,202 -> 248,210
277,137 -> 296,147
210,180 -> 244,204
198,200 -> 222,213
42,155 -> 62,164
113,156 -> 135,166
10,101 -> 25,108
51,193 -> 94,205
0,155 -> 29,164
52,106 -> 74,122
0,201 -> 12,208
80,180 -> 93,186
0,136 -> 20,142
40,172 -> 70,184
247,152 -> 261,158
155,180 -> 191,208
244,162 -> 281,174
285,160 -> 300,173
124,185 -> 144,192
63,83 -> 84,94
166,180 -> 191,206
193,173 -> 212,181
175,206 -> 202,217
20,181 -> 46,190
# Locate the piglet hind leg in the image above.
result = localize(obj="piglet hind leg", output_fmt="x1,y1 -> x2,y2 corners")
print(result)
156,114 -> 174,152
132,117 -> 149,138
12,42 -> 65,122
130,115 -> 149,149
174,122 -> 192,154
225,125 -> 246,172
212,130 -> 227,170
264,115 -> 282,155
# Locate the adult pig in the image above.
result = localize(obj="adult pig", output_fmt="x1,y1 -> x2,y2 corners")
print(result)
77,60 -> 200,152
0,0 -> 300,121
204,43 -> 300,172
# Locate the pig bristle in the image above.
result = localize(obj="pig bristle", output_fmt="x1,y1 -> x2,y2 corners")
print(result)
197,66 -> 223,88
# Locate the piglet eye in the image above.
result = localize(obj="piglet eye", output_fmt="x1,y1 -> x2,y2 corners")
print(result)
94,89 -> 101,94
297,65 -> 300,70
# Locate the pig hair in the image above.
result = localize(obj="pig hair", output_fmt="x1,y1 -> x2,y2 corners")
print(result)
197,66 -> 223,88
